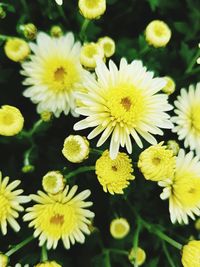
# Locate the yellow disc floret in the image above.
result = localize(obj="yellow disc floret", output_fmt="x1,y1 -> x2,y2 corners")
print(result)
110,218 -> 130,239
138,142 -> 176,181
128,247 -> 146,266
98,36 -> 115,58
80,42 -> 104,69
78,0 -> 106,19
42,171 -> 65,195
4,38 -> 30,62
145,20 -> 171,47
0,105 -> 24,136
182,240 -> 200,267
95,150 -> 134,194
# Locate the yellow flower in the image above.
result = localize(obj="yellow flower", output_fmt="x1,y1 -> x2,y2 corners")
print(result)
110,218 -> 130,239
0,253 -> 8,267
167,140 -> 180,156
78,0 -> 106,20
35,261 -> 61,267
145,20 -> 171,47
62,135 -> 90,163
195,219 -> 200,231
0,172 -> 30,235
182,240 -> 200,267
23,185 -> 94,249
159,149 -> 200,224
98,36 -> 115,58
4,38 -> 30,62
80,42 -> 104,69
42,171 -> 65,195
95,150 -> 134,194
138,142 -> 176,182
128,247 -> 146,266
172,83 -> 200,157
0,105 -> 24,136
162,76 -> 176,95
74,58 -> 173,159
21,32 -> 86,117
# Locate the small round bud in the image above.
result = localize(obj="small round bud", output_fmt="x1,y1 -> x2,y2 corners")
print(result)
195,219 -> 200,230
80,42 -> 104,69
110,218 -> 130,239
0,6 -> 6,19
162,76 -> 176,95
128,247 -> 146,266
98,36 -> 115,58
0,253 -> 8,267
22,165 -> 35,173
50,26 -> 63,38
40,111 -> 53,122
21,23 -> 37,40
42,171 -> 65,195
4,38 -> 30,62
167,140 -> 180,156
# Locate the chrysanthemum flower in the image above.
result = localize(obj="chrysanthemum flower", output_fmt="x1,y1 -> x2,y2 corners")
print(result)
78,0 -> 106,20
74,59 -> 173,159
159,149 -> 200,224
35,261 -> 61,267
110,218 -> 130,239
0,253 -> 8,267
162,76 -> 176,95
182,240 -> 200,267
21,32 -> 86,117
23,185 -> 94,249
128,247 -> 146,266
0,172 -> 30,235
172,83 -> 200,157
4,38 -> 30,62
62,135 -> 90,163
145,20 -> 171,47
98,36 -> 115,58
138,142 -> 176,182
42,171 -> 65,195
95,150 -> 134,194
0,105 -> 24,136
80,42 -> 104,69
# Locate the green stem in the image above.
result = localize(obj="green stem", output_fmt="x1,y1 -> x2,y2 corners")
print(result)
24,145 -> 35,166
29,119 -> 44,136
109,248 -> 128,256
41,244 -> 48,262
132,218 -> 142,267
162,241 -> 177,267
104,250 -> 111,267
6,236 -> 34,257
186,49 -> 200,74
90,148 -> 103,155
0,34 -> 13,40
65,166 -> 95,180
80,18 -> 90,41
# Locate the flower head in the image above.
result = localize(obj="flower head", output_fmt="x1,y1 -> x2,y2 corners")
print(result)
162,76 -> 176,95
23,185 -> 94,249
0,105 -> 24,136
42,171 -> 65,195
172,83 -> 200,157
128,247 -> 146,266
95,150 -> 134,194
4,38 -> 30,62
138,142 -> 176,182
21,32 -> 86,117
98,36 -> 115,58
182,240 -> 200,267
80,42 -> 104,69
35,261 -> 61,267
145,20 -> 171,47
110,218 -> 130,239
0,172 -> 30,235
74,59 -> 173,159
0,253 -> 8,267
78,0 -> 106,20
159,149 -> 200,224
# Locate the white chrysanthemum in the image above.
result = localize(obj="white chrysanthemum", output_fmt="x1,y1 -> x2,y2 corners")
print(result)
74,59 -> 173,159
159,149 -> 200,224
21,32 -> 87,117
172,83 -> 200,157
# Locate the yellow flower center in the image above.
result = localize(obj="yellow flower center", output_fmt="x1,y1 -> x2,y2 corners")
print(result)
65,139 -> 81,155
0,195 -> 10,220
84,0 -> 102,8
152,156 -> 161,165
191,104 -> 200,133
114,223 -> 127,235
154,24 -> 166,37
0,113 -> 14,125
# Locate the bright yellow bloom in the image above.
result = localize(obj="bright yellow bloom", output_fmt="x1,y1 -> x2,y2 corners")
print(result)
21,32 -> 86,117
78,0 -> 106,19
0,172 -> 30,235
145,20 -> 171,47
110,218 -> 130,239
167,140 -> 180,156
162,76 -> 176,95
80,42 -> 104,69
0,105 -> 24,136
4,38 -> 30,62
42,171 -> 65,195
128,247 -> 146,266
0,253 -> 8,267
98,36 -> 115,58
95,150 -> 134,194
172,83 -> 200,157
35,261 -> 61,267
23,185 -> 94,249
74,58 -> 173,159
159,149 -> 200,224
62,135 -> 90,163
138,142 -> 176,182
182,240 -> 200,267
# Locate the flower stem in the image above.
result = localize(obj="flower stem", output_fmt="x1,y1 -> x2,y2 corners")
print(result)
109,248 -> 128,256
6,236 -> 34,257
185,49 -> 200,74
162,241 -> 177,267
79,18 -> 90,41
132,217 -> 142,267
0,34 -> 13,40
65,166 -> 95,180
90,148 -> 104,155
41,244 -> 48,262
103,250 -> 111,267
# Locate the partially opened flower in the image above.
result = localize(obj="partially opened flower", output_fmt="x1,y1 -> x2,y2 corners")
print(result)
21,32 -> 87,117
98,36 -> 115,58
0,172 -> 30,235
80,42 -> 104,69
172,83 -> 200,157
110,218 -> 130,239
78,0 -> 106,19
23,185 -> 94,249
182,240 -> 200,267
159,149 -> 200,224
74,58 -> 173,159
4,38 -> 30,62
128,247 -> 146,266
162,76 -> 176,95
42,171 -> 65,195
